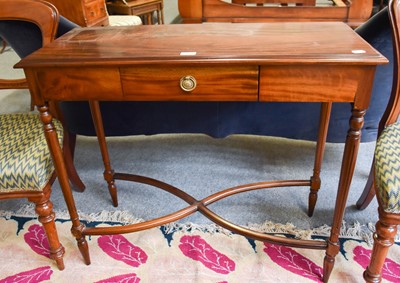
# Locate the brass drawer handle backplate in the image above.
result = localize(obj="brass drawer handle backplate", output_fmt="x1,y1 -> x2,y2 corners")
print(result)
180,75 -> 197,92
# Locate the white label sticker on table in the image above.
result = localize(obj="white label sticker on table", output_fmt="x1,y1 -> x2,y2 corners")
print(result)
352,50 -> 366,54
180,52 -> 197,56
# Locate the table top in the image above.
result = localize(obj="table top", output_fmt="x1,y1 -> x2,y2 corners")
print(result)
16,22 -> 387,68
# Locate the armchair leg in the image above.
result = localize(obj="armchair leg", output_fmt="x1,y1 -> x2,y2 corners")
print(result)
31,189 -> 65,270
50,101 -> 85,192
356,162 -> 376,210
364,220 -> 397,283
63,131 -> 86,192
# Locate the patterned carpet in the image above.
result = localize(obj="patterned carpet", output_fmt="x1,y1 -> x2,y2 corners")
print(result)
0,214 -> 399,283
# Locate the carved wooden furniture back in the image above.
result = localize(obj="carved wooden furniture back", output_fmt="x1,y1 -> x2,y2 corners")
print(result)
178,0 -> 373,27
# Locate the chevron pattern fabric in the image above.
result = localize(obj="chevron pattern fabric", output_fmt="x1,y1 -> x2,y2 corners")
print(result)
0,113 -> 63,192
375,122 -> 400,213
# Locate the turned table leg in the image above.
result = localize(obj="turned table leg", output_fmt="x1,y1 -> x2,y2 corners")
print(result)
323,108 -> 366,282
309,102 -> 332,217
89,101 -> 119,207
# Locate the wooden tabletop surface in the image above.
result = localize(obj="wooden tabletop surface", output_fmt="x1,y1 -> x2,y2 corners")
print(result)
16,22 -> 387,67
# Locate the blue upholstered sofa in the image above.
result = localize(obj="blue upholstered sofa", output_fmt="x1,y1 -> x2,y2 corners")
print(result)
0,8 -> 393,143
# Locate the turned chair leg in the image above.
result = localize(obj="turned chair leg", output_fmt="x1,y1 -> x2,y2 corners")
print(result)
364,219 -> 398,283
31,189 -> 65,270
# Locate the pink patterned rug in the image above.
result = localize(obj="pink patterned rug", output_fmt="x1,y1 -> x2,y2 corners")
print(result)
0,215 -> 399,283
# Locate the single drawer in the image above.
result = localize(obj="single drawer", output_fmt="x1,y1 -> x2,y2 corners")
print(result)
121,65 -> 259,101
34,67 -> 123,101
259,65 -> 367,102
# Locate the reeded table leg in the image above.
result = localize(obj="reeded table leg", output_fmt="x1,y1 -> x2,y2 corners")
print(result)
323,108 -> 366,282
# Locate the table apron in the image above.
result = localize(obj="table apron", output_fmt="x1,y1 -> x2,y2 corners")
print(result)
31,64 -> 375,103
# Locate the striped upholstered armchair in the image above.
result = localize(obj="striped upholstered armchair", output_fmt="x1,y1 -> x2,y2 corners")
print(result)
363,0 -> 400,282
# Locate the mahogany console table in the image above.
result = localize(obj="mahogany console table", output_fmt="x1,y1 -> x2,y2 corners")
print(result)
17,23 -> 386,282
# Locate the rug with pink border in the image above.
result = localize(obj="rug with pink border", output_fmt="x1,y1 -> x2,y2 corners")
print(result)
0,208 -> 399,283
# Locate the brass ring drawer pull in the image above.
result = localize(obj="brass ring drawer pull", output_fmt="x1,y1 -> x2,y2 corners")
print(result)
180,75 -> 197,92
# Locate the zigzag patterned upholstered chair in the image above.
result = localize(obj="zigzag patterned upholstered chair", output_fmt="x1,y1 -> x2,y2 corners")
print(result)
363,0 -> 400,282
0,0 -> 71,270
0,115 -> 65,270
0,5 -> 86,192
